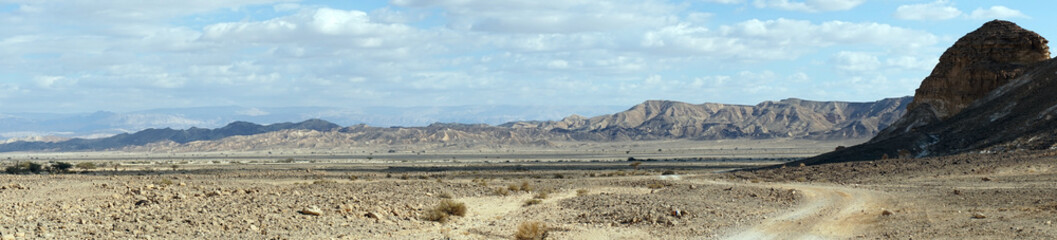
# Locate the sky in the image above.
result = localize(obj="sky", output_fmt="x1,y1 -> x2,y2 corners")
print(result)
0,0 -> 1051,113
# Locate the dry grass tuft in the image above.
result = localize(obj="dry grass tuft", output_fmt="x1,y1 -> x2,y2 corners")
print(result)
425,199 -> 467,223
515,221 -> 549,240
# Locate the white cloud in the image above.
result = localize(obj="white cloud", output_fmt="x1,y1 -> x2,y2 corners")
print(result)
393,0 -> 678,33
753,0 -> 866,12
831,51 -> 880,73
237,108 -> 270,116
970,6 -> 1029,20
641,19 -> 937,61
33,75 -> 76,89
893,0 -> 962,21
886,56 -> 937,71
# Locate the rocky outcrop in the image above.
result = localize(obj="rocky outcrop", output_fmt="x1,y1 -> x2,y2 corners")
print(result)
874,20 -> 1049,142
796,20 -> 1057,166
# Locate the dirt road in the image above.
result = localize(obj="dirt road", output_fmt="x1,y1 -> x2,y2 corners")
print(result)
689,178 -> 888,240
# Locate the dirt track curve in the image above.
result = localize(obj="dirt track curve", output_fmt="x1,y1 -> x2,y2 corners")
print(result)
691,178 -> 889,240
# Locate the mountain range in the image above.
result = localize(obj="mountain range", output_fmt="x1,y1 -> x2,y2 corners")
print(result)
0,97 -> 911,152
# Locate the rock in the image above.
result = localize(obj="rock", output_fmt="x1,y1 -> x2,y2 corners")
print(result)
364,212 -> 380,219
972,212 -> 987,219
250,225 -> 259,231
800,20 -> 1057,165
981,177 -> 992,181
881,209 -> 894,216
300,206 -> 323,216
905,20 -> 1048,121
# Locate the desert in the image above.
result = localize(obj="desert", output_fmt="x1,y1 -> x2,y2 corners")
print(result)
4,2 -> 1057,240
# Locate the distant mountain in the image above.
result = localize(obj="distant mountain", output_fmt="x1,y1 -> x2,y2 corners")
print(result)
0,97 -> 912,152
0,119 -> 340,152
513,97 -> 912,141
798,20 -> 1057,165
0,105 -> 626,139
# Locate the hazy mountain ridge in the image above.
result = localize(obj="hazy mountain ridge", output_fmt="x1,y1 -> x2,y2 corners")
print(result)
0,105 -> 626,139
0,97 -> 911,152
140,98 -> 909,152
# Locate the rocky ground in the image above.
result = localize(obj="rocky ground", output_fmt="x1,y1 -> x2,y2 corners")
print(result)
1,150 -> 1055,239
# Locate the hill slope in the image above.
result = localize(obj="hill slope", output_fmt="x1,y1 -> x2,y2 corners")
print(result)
798,20 -> 1055,165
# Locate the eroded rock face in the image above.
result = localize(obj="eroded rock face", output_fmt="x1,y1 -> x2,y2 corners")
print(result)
872,20 -> 1049,142
908,20 -> 1049,120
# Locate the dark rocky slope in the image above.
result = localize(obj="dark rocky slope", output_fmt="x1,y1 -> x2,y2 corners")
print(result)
798,20 -> 1056,165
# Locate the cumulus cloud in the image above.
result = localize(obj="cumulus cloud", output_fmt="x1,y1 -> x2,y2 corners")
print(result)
893,0 -> 962,21
753,0 -> 866,12
641,19 -> 937,61
894,2 -> 1028,21
831,51 -> 880,73
970,6 -> 1029,20
393,0 -> 678,33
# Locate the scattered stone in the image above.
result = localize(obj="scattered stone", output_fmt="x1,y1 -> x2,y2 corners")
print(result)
300,206 -> 323,216
972,213 -> 987,219
365,212 -> 380,219
981,177 -> 992,181
881,209 -> 894,216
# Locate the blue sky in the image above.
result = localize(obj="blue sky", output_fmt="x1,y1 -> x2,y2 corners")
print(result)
0,0 -> 1049,113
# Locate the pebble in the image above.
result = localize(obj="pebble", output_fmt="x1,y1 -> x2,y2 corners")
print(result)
972,213 -> 987,219
300,206 -> 323,216
881,209 -> 894,216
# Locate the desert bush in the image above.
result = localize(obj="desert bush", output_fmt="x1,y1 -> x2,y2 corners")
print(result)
647,183 -> 665,189
533,189 -> 551,199
51,162 -> 74,173
523,198 -> 543,206
75,162 -> 97,170
520,181 -> 534,192
494,187 -> 511,196
515,221 -> 549,240
576,189 -> 589,196
508,184 -> 521,192
425,199 -> 467,223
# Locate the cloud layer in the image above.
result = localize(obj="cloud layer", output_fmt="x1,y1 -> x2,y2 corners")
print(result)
0,0 -> 1043,114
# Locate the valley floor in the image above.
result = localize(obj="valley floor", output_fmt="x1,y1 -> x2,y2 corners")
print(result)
0,143 -> 1055,239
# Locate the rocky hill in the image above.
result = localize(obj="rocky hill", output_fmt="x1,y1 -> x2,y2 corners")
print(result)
0,119 -> 341,152
799,20 -> 1056,165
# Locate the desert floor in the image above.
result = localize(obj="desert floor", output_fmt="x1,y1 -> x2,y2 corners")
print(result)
0,139 -> 1055,239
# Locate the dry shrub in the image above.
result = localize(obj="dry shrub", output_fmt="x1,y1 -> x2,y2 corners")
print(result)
494,187 -> 511,196
425,199 -> 467,223
520,181 -> 534,192
534,188 -> 551,199
647,183 -> 665,189
508,184 -> 521,192
515,221 -> 549,240
576,189 -> 589,196
523,198 -> 543,206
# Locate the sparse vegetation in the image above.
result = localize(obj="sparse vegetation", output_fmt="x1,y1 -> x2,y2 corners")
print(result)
576,189 -> 589,196
425,199 -> 467,223
515,221 -> 549,240
494,187 -> 511,196
75,162 -> 97,170
523,198 -> 543,206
